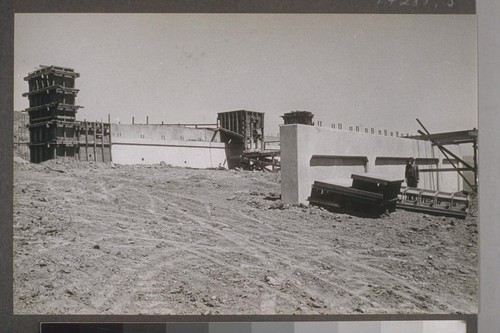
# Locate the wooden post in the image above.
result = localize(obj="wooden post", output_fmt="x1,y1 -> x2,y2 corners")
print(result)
77,122 -> 80,160
93,122 -> 97,162
108,123 -> 113,162
249,116 -> 253,152
85,121 -> 89,161
101,120 -> 105,162
261,115 -> 265,151
436,159 -> 440,191
63,124 -> 66,157
416,119 -> 474,191
473,138 -> 478,189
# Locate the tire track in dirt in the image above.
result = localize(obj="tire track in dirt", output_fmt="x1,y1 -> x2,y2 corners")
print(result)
13,164 -> 478,314
140,189 -> 383,311
152,189 -> 461,312
117,188 -> 318,312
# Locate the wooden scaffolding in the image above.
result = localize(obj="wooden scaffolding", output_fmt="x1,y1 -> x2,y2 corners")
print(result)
23,65 -> 111,163
217,110 -> 280,171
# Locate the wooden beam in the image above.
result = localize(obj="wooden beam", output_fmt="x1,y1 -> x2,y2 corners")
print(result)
419,167 -> 471,173
416,118 -> 475,191
313,181 -> 384,201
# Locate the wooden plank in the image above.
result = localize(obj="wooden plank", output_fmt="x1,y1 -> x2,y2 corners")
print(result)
419,167 -> 471,173
313,181 -> 383,200
396,203 -> 467,219
351,173 -> 403,185
307,197 -> 342,209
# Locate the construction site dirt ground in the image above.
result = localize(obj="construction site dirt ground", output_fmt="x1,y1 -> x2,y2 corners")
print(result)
13,159 -> 478,315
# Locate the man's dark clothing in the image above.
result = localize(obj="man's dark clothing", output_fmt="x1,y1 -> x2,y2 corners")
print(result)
405,162 -> 419,188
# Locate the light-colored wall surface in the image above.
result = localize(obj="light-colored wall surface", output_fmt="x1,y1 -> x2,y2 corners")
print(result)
110,124 -> 226,168
111,123 -> 220,142
280,124 -> 465,204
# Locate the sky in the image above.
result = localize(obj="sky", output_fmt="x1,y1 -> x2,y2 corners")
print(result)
14,14 -> 477,136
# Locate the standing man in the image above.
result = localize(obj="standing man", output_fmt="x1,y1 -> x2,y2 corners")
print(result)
405,157 -> 419,188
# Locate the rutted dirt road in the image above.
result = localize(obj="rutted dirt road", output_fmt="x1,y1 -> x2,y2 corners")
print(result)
13,159 -> 478,315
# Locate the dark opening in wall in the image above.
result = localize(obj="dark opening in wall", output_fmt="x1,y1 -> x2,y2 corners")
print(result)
375,157 -> 410,166
417,158 -> 439,165
310,155 -> 368,167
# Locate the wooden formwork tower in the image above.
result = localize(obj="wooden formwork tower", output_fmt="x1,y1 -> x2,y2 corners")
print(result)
23,65 -> 83,163
217,110 -> 265,151
217,110 -> 279,171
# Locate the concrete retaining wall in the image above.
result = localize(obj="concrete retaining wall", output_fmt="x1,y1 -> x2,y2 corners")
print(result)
280,124 -> 464,204
110,124 -> 227,168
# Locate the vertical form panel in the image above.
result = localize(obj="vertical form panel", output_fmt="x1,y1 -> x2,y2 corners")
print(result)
236,111 -> 240,136
233,111 -> 237,134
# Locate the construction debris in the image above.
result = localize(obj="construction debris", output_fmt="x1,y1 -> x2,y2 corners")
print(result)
308,174 -> 403,217
397,186 -> 470,219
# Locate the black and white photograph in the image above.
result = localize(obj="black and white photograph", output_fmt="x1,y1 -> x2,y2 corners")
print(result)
12,13 -> 478,318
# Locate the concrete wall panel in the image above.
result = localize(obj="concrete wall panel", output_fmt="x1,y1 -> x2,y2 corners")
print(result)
109,124 -> 226,168
280,125 -> 300,204
111,142 -> 226,168
111,123 -> 220,142
280,124 -> 464,204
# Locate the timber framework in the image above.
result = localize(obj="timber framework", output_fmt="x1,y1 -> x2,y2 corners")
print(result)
23,65 -> 111,163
